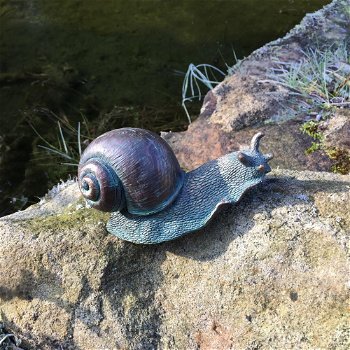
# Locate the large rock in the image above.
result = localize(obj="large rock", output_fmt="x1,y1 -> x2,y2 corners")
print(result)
163,0 -> 349,172
0,169 -> 349,349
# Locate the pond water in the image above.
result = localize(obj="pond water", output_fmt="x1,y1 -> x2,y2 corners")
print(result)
0,0 -> 330,215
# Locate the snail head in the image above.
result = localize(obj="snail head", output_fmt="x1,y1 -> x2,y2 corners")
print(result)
237,132 -> 273,174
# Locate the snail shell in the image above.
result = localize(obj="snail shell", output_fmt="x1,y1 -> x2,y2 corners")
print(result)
78,128 -> 185,215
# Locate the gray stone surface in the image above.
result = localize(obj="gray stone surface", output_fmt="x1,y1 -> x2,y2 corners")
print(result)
0,169 -> 349,349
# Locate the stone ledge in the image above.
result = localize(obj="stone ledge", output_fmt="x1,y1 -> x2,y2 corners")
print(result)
1,169 -> 349,349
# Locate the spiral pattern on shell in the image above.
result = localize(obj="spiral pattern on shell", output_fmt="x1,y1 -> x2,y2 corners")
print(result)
78,158 -> 124,212
78,128 -> 185,215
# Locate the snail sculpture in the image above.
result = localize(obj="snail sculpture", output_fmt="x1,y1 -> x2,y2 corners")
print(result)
78,128 -> 272,244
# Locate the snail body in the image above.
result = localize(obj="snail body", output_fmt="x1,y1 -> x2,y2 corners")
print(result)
78,128 -> 272,244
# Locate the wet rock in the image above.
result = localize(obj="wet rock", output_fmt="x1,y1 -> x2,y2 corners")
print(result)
0,169 -> 349,349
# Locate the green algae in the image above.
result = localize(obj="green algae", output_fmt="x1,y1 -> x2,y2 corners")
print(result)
300,120 -> 350,174
326,147 -> 350,175
25,206 -> 110,234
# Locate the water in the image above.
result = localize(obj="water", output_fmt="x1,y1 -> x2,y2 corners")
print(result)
0,0 -> 330,215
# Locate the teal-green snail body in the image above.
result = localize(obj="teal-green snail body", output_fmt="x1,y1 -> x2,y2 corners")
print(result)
78,128 -> 272,244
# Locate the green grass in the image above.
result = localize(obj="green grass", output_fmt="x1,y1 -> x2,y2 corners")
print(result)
28,111 -> 88,166
180,63 -> 225,123
265,43 -> 350,114
180,50 -> 244,123
263,43 -> 350,174
34,121 -> 81,166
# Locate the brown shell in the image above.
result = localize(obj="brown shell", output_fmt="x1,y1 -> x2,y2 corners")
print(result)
78,128 -> 185,215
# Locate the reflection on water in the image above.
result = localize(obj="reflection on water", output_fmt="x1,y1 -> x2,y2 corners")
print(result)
0,0 -> 329,215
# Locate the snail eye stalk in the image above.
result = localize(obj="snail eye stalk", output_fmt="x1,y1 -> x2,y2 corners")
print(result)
237,152 -> 251,166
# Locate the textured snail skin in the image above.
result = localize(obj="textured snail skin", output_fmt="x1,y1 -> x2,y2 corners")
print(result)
105,132 -> 272,244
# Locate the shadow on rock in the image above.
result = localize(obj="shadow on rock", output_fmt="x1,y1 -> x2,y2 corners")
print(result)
163,175 -> 350,262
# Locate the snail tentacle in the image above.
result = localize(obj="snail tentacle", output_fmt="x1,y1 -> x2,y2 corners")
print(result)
250,132 -> 265,153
